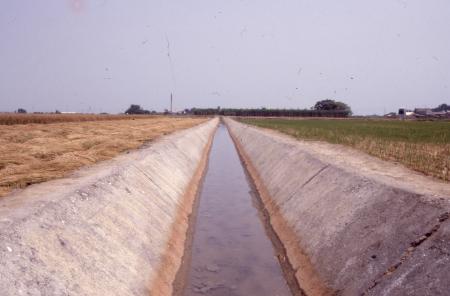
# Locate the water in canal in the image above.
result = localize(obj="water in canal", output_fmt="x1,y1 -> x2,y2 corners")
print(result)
182,124 -> 292,296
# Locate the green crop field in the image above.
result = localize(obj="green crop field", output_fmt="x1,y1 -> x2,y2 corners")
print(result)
240,118 -> 450,182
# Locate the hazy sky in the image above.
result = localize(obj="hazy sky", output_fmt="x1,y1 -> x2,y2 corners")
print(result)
1,0 -> 449,114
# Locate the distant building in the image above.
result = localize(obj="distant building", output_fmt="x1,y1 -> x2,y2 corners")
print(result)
414,108 -> 450,118
399,107 -> 449,119
384,112 -> 397,118
413,108 -> 433,116
398,108 -> 414,118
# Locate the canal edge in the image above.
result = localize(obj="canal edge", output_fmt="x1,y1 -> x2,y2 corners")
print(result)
225,118 -> 330,296
171,120 -> 219,296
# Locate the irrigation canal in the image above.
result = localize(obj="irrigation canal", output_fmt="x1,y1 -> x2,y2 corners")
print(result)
180,124 -> 294,296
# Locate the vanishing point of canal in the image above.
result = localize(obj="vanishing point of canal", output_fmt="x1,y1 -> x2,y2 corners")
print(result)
181,124 -> 293,296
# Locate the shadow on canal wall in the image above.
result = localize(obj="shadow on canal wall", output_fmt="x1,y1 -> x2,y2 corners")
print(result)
225,118 -> 450,296
0,118 -> 218,296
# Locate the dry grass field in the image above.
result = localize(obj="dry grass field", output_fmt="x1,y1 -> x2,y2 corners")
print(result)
242,118 -> 450,182
0,116 -> 207,197
0,113 -> 160,125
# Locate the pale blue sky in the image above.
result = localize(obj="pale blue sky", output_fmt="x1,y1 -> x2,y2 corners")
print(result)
1,0 -> 449,114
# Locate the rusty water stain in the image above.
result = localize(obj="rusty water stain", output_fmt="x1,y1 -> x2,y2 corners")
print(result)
182,125 -> 292,296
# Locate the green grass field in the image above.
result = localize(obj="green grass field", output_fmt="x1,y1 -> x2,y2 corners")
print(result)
240,118 -> 450,182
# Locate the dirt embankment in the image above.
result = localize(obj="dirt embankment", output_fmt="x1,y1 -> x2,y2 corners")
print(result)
0,117 -> 206,197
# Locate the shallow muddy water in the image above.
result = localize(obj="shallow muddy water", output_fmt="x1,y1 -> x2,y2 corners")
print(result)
182,125 -> 292,296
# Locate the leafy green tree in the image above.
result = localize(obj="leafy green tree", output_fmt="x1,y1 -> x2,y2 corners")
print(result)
313,99 -> 352,115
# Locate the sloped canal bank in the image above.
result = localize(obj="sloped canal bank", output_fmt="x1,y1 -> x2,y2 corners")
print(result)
225,118 -> 450,296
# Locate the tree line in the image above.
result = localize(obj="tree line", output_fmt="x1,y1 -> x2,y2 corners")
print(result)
12,99 -> 353,117
189,100 -> 352,117
189,108 -> 350,117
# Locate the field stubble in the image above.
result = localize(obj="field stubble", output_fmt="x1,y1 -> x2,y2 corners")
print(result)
0,113 -> 160,125
0,117 -> 206,197
242,118 -> 450,182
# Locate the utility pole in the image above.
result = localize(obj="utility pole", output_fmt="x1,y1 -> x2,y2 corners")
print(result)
170,92 -> 173,114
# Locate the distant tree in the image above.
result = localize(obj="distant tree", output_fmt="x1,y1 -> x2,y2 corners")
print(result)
432,103 -> 449,112
313,99 -> 352,115
124,104 -> 149,114
55,110 -> 61,114
17,108 -> 27,114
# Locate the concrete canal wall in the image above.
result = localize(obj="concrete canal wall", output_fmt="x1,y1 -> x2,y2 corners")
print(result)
225,118 -> 450,296
0,118 -> 218,296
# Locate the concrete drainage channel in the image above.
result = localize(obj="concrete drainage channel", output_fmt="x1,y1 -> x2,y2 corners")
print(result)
174,124 -> 300,296
1,117 -> 450,295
